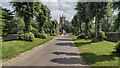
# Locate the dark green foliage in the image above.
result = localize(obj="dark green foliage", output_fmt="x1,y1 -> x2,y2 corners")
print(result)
11,2 -> 35,32
101,2 -> 113,32
31,27 -> 39,35
92,31 -> 106,42
98,31 -> 106,41
31,27 -> 46,39
115,41 -> 120,54
1,7 -> 25,36
113,2 -> 120,32
31,20 -> 39,30
1,2 -> 56,42
71,14 -> 82,35
35,33 -> 46,39
73,2 -> 107,40
49,20 -> 58,35
36,3 -> 51,33
11,17 -> 25,34
113,13 -> 120,32
63,20 -> 75,33
1,8 -> 14,36
19,32 -> 34,42
75,2 -> 94,36
89,2 -> 107,40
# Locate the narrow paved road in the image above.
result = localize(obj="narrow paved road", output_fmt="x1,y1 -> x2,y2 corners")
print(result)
4,35 -> 88,66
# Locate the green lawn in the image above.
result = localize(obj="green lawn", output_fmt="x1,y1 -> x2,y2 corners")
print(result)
1,36 -> 55,60
71,36 -> 119,66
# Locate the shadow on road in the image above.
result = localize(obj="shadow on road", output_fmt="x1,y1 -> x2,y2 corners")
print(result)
52,51 -> 80,56
55,43 -> 75,47
50,57 -> 84,64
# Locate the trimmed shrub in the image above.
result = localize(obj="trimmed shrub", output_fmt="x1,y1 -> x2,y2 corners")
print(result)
115,41 -> 120,54
19,32 -> 34,42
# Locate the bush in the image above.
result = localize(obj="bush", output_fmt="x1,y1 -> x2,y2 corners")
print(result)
91,32 -> 95,38
19,32 -> 34,42
115,41 -> 120,54
31,28 -> 39,35
84,36 -> 89,39
50,34 -> 56,36
35,33 -> 46,39
99,31 -> 106,41
31,28 -> 46,39
92,38 -> 99,42
91,31 -> 106,41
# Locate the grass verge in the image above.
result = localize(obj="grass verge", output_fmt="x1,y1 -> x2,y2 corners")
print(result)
1,36 -> 55,60
70,35 -> 118,66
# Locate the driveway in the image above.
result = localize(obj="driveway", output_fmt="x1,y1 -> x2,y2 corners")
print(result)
3,35 -> 89,67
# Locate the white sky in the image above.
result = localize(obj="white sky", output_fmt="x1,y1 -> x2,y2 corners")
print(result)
1,1 -> 77,22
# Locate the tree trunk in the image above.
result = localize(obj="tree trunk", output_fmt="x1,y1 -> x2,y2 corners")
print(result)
84,19 -> 89,36
80,23 -> 83,33
24,17 -> 31,33
95,15 -> 100,40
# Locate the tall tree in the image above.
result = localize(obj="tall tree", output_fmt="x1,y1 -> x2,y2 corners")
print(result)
89,2 -> 107,40
113,2 -> 120,32
49,20 -> 58,35
1,7 -> 14,36
75,2 -> 94,37
36,3 -> 51,34
71,14 -> 80,35
63,20 -> 74,33
75,2 -> 86,35
101,2 -> 113,32
11,2 -> 35,33
43,8 -> 51,34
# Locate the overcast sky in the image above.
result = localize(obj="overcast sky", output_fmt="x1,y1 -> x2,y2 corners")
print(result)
1,1 -> 77,23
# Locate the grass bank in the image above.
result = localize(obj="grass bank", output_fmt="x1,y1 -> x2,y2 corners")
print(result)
1,36 -> 55,60
71,35 -> 118,66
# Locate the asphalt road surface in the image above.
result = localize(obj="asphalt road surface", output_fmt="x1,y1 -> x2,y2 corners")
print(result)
3,35 -> 89,67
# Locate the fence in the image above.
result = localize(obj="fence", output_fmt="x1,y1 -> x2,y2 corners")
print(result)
3,34 -> 19,41
105,32 -> 120,42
